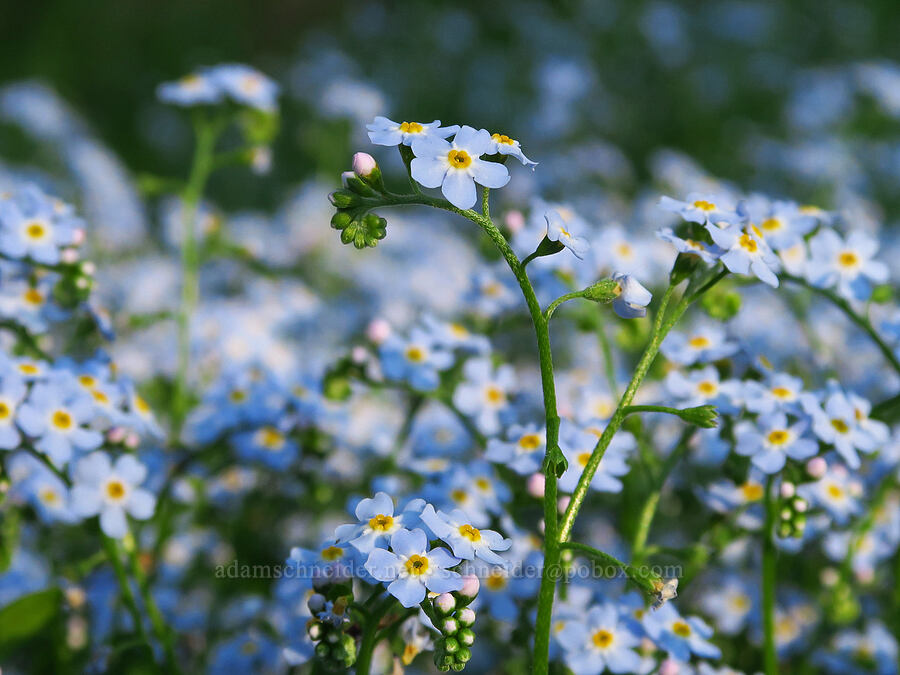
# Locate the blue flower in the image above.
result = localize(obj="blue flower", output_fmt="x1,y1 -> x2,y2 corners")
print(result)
797,463 -> 861,525
642,602 -> 721,662
735,412 -> 818,473
807,228 -> 889,301
0,185 -> 79,264
379,328 -> 454,391
157,72 -> 222,106
231,423 -> 299,470
544,210 -> 590,259
660,193 -> 741,225
419,504 -> 511,564
558,420 -> 633,494
487,132 -> 537,167
558,603 -> 643,675
485,423 -> 546,475
0,369 -> 27,449
71,452 -> 157,538
452,357 -> 516,436
407,404 -> 472,458
364,528 -> 462,608
411,126 -> 510,210
697,574 -> 757,636
611,272 -> 652,319
707,222 -> 780,287
334,492 -> 419,553
208,631 -> 281,675
803,390 -> 878,469
743,372 -> 805,415
287,541 -> 355,587
662,323 -> 739,365
738,196 -> 816,251
206,64 -> 279,111
423,461 -> 511,528
6,452 -> 75,523
17,378 -> 103,467
657,227 -> 722,263
366,117 -> 459,147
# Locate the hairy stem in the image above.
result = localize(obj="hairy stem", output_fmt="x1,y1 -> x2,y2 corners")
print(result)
762,475 -> 778,674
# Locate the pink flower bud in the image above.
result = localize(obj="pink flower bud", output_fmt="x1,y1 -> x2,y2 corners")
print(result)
457,607 -> 475,627
351,346 -> 368,364
504,210 -> 525,233
659,659 -> 681,675
125,432 -> 140,448
366,318 -> 392,344
458,574 -> 480,599
107,427 -> 126,443
72,229 -> 86,245
806,457 -> 827,478
527,473 -> 545,498
434,592 -> 456,614
61,249 -> 80,264
780,482 -> 795,499
352,152 -> 378,178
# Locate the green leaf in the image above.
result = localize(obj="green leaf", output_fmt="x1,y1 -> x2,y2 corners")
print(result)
0,588 -> 62,654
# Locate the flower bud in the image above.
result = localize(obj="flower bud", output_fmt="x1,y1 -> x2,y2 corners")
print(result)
443,636 -> 460,654
457,628 -> 475,646
366,318 -> 392,344
780,482 -> 795,499
677,404 -> 718,429
308,593 -> 327,613
315,642 -> 330,658
806,456 -> 827,478
457,607 -> 475,627
352,152 -> 377,177
458,574 -> 480,600
580,278 -> 619,303
456,647 -> 472,663
434,592 -> 456,615
307,620 -> 324,640
793,497 -> 808,513
442,617 -> 459,634
329,189 -> 362,209
527,472 -> 545,498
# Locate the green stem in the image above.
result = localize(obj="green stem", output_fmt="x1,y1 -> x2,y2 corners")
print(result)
356,594 -> 397,674
631,427 -> 694,561
126,543 -> 180,673
560,542 -> 662,595
762,475 -> 778,674
172,116 -> 222,434
782,273 -> 900,375
103,537 -> 149,646
558,284 -> 685,543
543,291 -> 587,321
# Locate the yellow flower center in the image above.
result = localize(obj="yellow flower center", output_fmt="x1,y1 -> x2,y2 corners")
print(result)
405,345 -> 426,363
486,570 -> 507,590
257,426 -> 285,450
689,335 -> 710,349
739,233 -> 758,253
105,480 -> 126,501
320,545 -> 344,561
672,621 -> 692,637
484,386 -> 505,405
826,483 -> 844,499
760,217 -> 783,232
25,221 -> 47,240
40,488 -> 60,505
518,433 -> 542,451
831,418 -> 850,434
240,75 -> 261,94
577,451 -> 592,468
241,641 -> 258,655
592,629 -> 614,649
91,389 -> 109,404
23,288 -> 43,305
692,200 -> 716,211
402,643 -> 420,665
369,514 -> 394,531
741,482 -> 764,501
730,594 -> 750,611
134,395 -> 151,415
0,402 -> 10,420
771,386 -> 792,399
78,375 -> 97,388
475,477 -> 491,491
448,149 -> 472,169
451,489 -> 468,503
405,554 -> 430,576
51,410 -> 73,430
229,389 -> 247,403
19,363 -> 39,375
400,121 -> 423,134
458,524 -> 481,542
616,243 -> 633,258
767,429 -> 790,446
491,133 -> 515,145
697,381 -> 717,395
838,251 -> 858,268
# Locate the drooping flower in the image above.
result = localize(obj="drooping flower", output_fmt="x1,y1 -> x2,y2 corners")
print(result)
611,272 -> 652,319
544,210 -> 590,259
486,132 -> 537,167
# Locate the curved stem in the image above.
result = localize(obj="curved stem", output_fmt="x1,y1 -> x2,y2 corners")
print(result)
782,273 -> 900,375
172,116 -> 222,434
560,541 -> 662,595
544,291 -> 586,321
762,475 -> 778,674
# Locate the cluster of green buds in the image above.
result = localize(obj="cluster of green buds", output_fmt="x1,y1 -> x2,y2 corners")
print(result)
777,481 -> 808,538
329,153 -> 388,249
430,574 -> 479,672
306,589 -> 357,670
52,260 -> 95,310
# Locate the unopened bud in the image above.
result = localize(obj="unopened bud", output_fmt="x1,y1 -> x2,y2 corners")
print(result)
442,617 -> 459,634
352,152 -> 377,177
434,592 -> 456,614
458,574 -> 480,600
308,593 -> 327,613
780,482 -> 795,499
581,278 -> 619,303
457,627 -> 475,646
527,472 -> 545,498
806,456 -> 827,478
457,607 -> 475,627
677,405 -> 718,428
